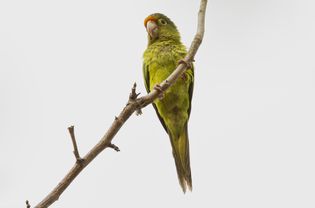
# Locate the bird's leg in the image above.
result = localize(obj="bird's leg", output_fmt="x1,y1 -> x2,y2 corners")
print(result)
178,59 -> 193,81
178,59 -> 193,69
154,84 -> 164,100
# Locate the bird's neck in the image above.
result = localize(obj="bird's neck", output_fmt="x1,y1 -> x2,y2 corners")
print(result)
148,37 -> 182,47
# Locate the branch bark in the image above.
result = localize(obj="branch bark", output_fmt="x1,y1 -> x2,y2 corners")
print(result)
33,1 -> 207,207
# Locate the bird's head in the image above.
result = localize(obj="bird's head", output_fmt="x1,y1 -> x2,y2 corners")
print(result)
144,13 -> 181,44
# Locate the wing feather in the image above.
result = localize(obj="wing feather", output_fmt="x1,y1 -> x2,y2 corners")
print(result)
143,63 -> 168,132
187,65 -> 194,118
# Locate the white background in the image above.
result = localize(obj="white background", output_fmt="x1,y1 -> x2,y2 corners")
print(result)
1,0 -> 314,207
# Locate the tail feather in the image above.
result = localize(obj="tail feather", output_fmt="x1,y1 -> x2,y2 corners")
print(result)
169,124 -> 192,192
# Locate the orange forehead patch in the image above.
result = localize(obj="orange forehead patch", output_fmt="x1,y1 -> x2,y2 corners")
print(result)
144,15 -> 157,27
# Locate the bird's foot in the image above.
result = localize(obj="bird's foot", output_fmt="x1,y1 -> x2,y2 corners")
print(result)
181,73 -> 187,81
178,59 -> 193,69
154,84 -> 164,100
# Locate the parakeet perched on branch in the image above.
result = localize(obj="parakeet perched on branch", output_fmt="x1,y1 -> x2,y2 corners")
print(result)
143,13 -> 194,192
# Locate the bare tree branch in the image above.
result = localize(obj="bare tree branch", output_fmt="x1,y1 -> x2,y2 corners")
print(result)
33,1 -> 207,207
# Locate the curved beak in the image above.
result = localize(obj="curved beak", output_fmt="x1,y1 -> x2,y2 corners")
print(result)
146,20 -> 159,39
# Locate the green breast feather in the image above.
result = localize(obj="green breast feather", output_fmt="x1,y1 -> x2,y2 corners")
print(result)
143,40 -> 194,134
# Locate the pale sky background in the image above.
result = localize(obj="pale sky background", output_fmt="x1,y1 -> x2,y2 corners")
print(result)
1,0 -> 315,207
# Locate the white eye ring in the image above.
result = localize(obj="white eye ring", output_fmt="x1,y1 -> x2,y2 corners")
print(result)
159,19 -> 167,25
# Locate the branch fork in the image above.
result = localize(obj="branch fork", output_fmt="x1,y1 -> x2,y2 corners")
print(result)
108,143 -> 120,152
67,126 -> 84,163
128,83 -> 142,115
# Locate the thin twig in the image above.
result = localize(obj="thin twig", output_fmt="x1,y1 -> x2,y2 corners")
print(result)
108,143 -> 120,152
67,126 -> 83,163
129,82 -> 140,101
33,1 -> 207,207
26,200 -> 31,208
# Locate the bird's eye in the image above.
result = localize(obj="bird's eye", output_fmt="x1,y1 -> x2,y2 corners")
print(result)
159,19 -> 167,25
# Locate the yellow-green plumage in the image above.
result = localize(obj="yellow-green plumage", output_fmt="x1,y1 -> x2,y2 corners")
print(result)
143,13 -> 194,192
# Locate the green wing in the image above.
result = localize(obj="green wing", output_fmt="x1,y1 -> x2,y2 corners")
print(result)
143,63 -> 168,132
187,65 -> 194,118
142,63 -> 150,93
143,63 -> 194,130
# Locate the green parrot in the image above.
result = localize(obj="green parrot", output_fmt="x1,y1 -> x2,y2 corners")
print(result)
142,13 -> 194,192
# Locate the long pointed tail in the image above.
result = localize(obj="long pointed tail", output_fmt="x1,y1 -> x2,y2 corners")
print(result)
169,124 -> 192,192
